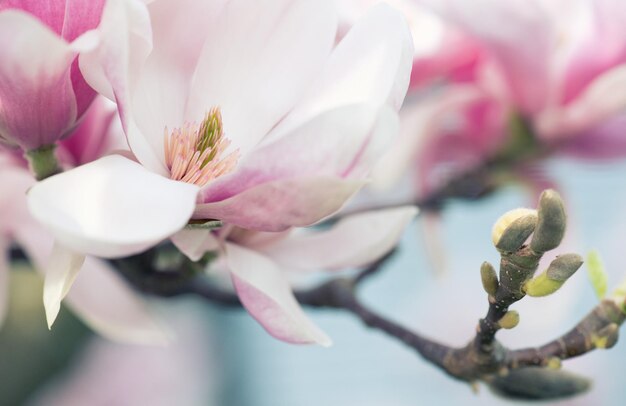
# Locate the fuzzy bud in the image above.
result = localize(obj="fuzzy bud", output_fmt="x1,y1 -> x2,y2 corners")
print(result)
530,190 -> 566,253
525,254 -> 583,297
498,311 -> 520,329
480,262 -> 499,296
492,208 -> 537,250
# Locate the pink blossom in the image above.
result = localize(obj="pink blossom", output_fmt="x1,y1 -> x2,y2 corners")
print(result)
0,103 -> 166,344
0,0 -> 105,151
374,0 -> 626,195
26,0 -> 414,329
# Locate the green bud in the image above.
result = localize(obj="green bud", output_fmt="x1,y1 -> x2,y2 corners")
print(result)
498,311 -> 520,329
489,367 -> 591,400
530,190 -> 566,253
480,262 -> 499,296
546,254 -> 584,281
525,254 -> 583,297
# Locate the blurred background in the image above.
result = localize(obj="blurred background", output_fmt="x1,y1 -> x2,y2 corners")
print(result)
3,0 -> 626,404
3,156 -> 626,405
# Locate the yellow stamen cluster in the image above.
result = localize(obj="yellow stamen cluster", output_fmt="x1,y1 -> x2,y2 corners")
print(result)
164,107 -> 239,186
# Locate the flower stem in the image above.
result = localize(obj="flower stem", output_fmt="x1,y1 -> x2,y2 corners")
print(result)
25,145 -> 61,180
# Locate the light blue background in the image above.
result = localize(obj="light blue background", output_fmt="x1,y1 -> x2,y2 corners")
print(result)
210,156 -> 626,406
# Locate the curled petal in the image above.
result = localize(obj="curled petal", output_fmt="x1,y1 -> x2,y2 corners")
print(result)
27,155 -> 198,258
225,243 -> 331,346
43,243 -> 86,328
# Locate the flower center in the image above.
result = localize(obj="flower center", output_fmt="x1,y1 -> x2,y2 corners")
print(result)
163,107 -> 239,186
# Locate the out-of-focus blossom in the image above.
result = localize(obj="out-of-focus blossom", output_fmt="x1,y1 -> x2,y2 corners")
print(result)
0,0 -> 105,151
371,0 -> 626,197
29,309 -> 216,406
0,101 -> 166,344
338,0 -> 483,89
26,0 -> 414,328
172,206 -> 417,345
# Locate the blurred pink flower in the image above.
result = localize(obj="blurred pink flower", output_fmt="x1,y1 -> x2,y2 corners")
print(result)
373,0 -> 626,195
26,0 -> 414,327
0,0 -> 105,151
0,102 -> 166,344
172,206 -> 417,345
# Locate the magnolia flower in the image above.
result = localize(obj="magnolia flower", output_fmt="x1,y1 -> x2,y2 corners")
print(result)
27,0 -> 413,328
172,206 -> 417,345
372,0 -> 626,196
0,101 -> 166,344
0,0 -> 105,151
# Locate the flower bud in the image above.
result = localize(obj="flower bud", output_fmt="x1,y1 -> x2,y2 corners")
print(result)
530,190 -> 566,253
480,261 -> 499,296
525,254 -> 583,297
492,208 -> 537,250
498,310 -> 520,329
489,367 -> 591,400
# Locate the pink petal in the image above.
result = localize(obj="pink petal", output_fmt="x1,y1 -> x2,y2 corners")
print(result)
0,10 -> 77,150
225,242 -> 331,346
270,3 -> 413,140
58,96 -> 116,166
0,0 -> 66,34
27,155 -> 198,258
423,0 -> 554,114
538,65 -> 626,137
259,206 -> 417,271
194,177 -> 365,232
561,0 -> 626,104
560,114 -> 626,160
186,0 -> 338,156
199,104 -> 390,202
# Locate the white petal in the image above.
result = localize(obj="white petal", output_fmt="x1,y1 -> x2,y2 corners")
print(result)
171,229 -> 220,262
65,257 -> 169,345
78,0 -> 162,172
27,155 -> 198,258
43,243 -> 86,328
186,0 -> 338,156
225,243 -> 331,346
260,206 -> 418,271
268,3 -> 413,141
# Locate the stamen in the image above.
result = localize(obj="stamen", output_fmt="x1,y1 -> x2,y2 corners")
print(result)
164,107 -> 239,186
